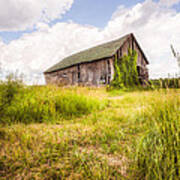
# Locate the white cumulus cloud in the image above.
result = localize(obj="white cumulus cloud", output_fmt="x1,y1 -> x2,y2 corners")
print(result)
0,0 -> 74,31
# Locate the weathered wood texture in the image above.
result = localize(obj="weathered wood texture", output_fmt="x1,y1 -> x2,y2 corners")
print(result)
44,34 -> 149,86
45,58 -> 114,86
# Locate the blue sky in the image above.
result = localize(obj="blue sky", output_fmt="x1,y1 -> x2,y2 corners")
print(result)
0,0 -> 180,84
0,0 -> 154,44
59,0 -> 145,27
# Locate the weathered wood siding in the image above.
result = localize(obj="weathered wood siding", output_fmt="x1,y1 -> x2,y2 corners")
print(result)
45,34 -> 149,86
44,57 -> 114,86
45,66 -> 77,85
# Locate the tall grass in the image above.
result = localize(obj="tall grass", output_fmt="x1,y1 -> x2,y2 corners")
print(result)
133,92 -> 180,180
0,80 -> 105,124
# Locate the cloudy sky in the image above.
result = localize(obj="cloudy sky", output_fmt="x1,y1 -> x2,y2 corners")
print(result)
0,0 -> 180,84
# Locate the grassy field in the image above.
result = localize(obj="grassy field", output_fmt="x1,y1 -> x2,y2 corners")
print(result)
0,85 -> 179,179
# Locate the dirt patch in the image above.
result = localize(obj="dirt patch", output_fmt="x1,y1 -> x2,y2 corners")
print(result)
106,155 -> 128,176
78,146 -> 128,177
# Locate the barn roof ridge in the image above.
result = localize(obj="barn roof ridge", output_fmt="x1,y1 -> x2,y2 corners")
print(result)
44,33 -> 147,73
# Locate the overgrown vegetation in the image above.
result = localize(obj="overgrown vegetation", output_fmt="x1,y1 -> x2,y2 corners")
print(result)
0,84 -> 179,179
0,78 -> 105,125
133,93 -> 180,179
110,49 -> 180,90
110,49 -> 139,89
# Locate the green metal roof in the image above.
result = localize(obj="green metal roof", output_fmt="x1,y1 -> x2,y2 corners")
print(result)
44,34 -> 131,73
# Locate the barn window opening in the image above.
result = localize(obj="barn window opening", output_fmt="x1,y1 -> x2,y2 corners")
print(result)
137,66 -> 141,76
107,60 -> 111,84
72,72 -> 76,84
62,73 -> 68,78
132,40 -> 134,50
100,75 -> 106,84
77,65 -> 81,82
120,48 -> 122,57
128,39 -> 131,49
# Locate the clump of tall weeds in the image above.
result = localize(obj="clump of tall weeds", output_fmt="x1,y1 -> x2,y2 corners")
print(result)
0,74 -> 23,124
134,93 -> 180,179
0,77 -> 105,124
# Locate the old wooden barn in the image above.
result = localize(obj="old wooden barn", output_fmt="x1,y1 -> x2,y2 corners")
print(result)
44,33 -> 149,86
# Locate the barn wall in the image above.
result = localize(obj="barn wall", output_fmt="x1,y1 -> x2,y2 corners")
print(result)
109,58 -> 114,81
44,57 -> 114,86
133,40 -> 149,82
44,66 -> 78,86
45,34 -> 149,86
